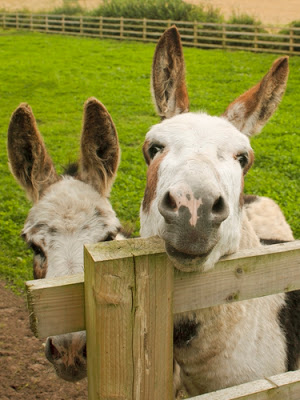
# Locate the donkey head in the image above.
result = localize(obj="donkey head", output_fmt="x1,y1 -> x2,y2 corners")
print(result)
8,97 -> 121,382
140,27 -> 288,272
8,97 -> 121,279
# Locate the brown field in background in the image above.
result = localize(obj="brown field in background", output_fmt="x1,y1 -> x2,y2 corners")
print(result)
187,0 -> 300,25
0,0 -> 299,25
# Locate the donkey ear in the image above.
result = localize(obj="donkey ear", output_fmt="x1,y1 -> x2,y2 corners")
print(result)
79,97 -> 120,196
223,57 -> 289,137
152,26 -> 189,119
7,103 -> 58,203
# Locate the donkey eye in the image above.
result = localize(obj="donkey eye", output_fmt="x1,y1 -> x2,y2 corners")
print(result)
237,153 -> 248,168
30,243 -> 45,258
148,144 -> 164,159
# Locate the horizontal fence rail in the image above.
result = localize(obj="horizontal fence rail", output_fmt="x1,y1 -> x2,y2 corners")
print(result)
1,13 -> 300,55
26,239 -> 300,338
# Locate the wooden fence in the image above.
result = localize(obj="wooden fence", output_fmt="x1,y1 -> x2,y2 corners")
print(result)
26,237 -> 300,399
1,13 -> 300,55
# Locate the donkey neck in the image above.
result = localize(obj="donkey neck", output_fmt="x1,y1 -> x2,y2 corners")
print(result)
239,209 -> 261,251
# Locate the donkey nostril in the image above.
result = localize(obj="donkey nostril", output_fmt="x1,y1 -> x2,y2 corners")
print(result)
211,195 -> 229,224
163,191 -> 177,210
212,196 -> 225,214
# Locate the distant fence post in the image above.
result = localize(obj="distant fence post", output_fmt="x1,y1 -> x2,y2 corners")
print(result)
84,239 -> 174,400
120,16 -> 124,39
99,16 -> 103,38
16,12 -> 19,29
254,27 -> 258,50
143,17 -> 147,40
167,19 -> 171,28
290,28 -> 294,53
30,13 -> 33,31
193,20 -> 198,44
80,15 -> 83,35
222,23 -> 226,48
45,15 -> 49,33
2,13 -> 5,29
62,14 -> 65,33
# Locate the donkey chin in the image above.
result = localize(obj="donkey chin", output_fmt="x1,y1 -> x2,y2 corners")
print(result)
161,216 -> 241,272
165,242 -> 212,272
165,240 -> 239,273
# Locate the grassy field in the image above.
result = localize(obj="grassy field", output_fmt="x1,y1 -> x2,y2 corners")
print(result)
0,31 -> 299,291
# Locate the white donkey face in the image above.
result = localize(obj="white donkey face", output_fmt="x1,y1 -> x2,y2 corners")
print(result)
22,177 -> 120,278
140,27 -> 288,272
141,113 -> 253,271
8,98 -> 121,278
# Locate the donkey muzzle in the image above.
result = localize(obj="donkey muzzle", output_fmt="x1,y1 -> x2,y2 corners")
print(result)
158,183 -> 229,256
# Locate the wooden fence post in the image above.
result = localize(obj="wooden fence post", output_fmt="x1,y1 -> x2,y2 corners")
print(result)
99,16 -> 103,38
254,27 -> 258,50
62,14 -> 65,33
30,13 -> 33,31
16,13 -> 19,29
84,238 -> 174,400
290,28 -> 294,53
193,20 -> 198,44
120,16 -> 124,39
143,17 -> 147,40
45,15 -> 49,33
222,23 -> 226,49
80,15 -> 83,35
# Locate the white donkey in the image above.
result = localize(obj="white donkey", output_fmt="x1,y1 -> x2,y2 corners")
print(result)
8,97 -> 122,381
140,27 -> 299,397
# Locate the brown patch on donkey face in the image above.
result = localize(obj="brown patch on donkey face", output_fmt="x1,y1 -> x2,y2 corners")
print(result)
152,26 -> 189,119
7,103 -> 58,202
142,139 -> 151,165
79,97 -> 120,196
142,150 -> 168,213
33,254 -> 48,279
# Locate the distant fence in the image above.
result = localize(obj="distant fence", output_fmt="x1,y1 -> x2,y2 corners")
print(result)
1,13 -> 300,55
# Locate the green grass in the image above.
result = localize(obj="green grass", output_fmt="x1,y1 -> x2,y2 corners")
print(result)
0,31 -> 299,292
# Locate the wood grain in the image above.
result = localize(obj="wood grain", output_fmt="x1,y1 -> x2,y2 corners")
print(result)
84,237 -> 174,400
192,370 -> 300,400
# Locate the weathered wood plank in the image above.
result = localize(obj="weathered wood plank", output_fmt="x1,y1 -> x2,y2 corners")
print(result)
84,237 -> 173,400
25,239 -> 300,337
191,370 -> 300,400
174,240 -> 300,314
25,273 -> 85,337
85,240 -> 135,400
132,250 -> 173,399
